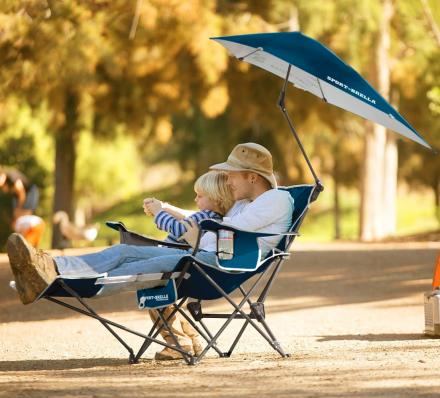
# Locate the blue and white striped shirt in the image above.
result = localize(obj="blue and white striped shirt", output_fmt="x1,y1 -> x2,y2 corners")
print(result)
154,209 -> 222,242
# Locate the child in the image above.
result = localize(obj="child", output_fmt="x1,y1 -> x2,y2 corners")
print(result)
142,171 -> 234,360
144,171 -> 234,245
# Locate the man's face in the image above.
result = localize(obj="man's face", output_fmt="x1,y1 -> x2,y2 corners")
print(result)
226,171 -> 253,201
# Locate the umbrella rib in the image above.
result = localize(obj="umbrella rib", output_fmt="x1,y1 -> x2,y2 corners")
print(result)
316,77 -> 327,102
238,47 -> 263,61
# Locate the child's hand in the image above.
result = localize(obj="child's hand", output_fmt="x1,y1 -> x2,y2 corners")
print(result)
179,219 -> 200,248
143,198 -> 163,216
143,198 -> 154,216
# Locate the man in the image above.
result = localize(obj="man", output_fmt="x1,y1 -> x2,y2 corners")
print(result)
6,142 -> 294,353
0,168 -> 40,225
1,168 -> 44,248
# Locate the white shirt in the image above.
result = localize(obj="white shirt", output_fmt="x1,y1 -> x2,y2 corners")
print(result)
199,189 -> 294,255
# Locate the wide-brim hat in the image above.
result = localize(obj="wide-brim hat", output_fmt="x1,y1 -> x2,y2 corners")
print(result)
210,142 -> 277,189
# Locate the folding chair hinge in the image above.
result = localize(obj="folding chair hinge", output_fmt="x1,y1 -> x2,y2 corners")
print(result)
161,272 -> 172,280
187,302 -> 203,321
250,302 -> 265,322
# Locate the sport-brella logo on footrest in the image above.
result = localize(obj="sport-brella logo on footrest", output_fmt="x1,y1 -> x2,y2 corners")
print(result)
137,279 -> 177,309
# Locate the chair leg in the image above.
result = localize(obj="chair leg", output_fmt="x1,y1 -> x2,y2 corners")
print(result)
133,315 -> 162,362
45,296 -> 174,362
134,299 -> 187,362
232,271 -> 290,358
56,281 -> 137,363
191,263 -> 288,361
176,305 -> 224,357
257,317 -> 289,357
191,287 -> 264,362
226,320 -> 249,357
225,309 -> 289,358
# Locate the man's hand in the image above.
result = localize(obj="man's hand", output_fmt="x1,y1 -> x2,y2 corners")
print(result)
143,198 -> 163,216
179,219 -> 200,248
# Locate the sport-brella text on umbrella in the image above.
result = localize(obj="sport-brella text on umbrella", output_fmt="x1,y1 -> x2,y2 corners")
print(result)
211,32 -> 434,187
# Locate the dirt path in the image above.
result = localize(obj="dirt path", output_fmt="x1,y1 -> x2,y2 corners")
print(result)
1,242 -> 440,398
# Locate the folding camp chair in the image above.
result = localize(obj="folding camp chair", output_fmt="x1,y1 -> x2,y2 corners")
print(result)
129,183 -> 323,364
12,182 -> 321,365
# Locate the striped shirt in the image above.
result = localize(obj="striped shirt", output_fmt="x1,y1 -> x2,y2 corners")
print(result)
154,209 -> 222,242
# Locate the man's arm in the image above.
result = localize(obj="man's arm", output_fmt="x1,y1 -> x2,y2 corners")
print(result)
223,191 -> 293,232
13,180 -> 26,209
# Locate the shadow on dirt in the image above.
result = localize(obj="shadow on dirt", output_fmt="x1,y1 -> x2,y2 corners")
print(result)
1,247 -> 438,323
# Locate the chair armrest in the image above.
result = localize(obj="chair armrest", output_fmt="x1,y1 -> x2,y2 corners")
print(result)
199,219 -> 299,238
105,221 -> 191,250
106,221 -> 129,232
185,251 -> 290,276
195,219 -> 296,271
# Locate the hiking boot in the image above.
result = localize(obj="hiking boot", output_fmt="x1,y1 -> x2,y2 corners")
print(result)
191,337 -> 203,356
154,344 -> 193,361
7,233 -> 58,304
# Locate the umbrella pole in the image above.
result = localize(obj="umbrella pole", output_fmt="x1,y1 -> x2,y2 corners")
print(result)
277,65 -> 323,191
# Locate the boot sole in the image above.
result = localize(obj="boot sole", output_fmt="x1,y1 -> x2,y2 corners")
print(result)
154,345 -> 193,360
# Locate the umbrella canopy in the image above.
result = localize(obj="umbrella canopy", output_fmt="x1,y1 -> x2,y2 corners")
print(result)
211,32 -> 432,150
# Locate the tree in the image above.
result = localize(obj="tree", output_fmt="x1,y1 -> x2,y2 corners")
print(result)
0,1 -> 238,247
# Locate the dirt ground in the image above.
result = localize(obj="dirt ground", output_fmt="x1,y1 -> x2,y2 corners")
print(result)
1,242 -> 440,398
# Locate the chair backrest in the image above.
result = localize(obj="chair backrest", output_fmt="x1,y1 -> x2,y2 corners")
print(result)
276,184 -> 320,252
177,183 -> 322,300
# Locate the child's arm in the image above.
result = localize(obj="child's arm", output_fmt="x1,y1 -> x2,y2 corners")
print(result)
155,210 -> 220,239
143,198 -> 194,220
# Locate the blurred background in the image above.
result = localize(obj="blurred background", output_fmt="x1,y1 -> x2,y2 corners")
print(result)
0,0 -> 439,250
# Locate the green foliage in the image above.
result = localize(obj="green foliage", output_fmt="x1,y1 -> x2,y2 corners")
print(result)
428,87 -> 440,115
75,129 -> 142,210
0,0 -> 439,248
0,134 -> 49,191
92,180 -> 197,245
90,181 -> 439,245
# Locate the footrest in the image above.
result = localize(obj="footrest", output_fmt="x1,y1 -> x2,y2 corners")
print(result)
39,275 -> 106,299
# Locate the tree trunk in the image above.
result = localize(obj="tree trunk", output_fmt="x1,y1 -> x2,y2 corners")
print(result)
360,0 -> 394,241
51,91 -> 79,249
360,123 -> 386,240
288,6 -> 299,31
333,145 -> 341,240
434,176 -> 440,227
382,133 -> 398,235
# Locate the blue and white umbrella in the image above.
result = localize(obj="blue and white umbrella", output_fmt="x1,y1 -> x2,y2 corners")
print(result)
211,31 -> 432,150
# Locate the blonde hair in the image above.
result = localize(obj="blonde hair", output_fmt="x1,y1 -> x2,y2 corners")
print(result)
194,171 -> 234,215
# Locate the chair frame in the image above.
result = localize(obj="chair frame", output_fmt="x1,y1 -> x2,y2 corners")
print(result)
29,183 -> 321,365
39,273 -> 196,364
132,184 -> 322,364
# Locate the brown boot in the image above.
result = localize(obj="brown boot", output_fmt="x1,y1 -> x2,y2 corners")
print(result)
154,345 -> 193,361
154,336 -> 193,361
180,317 -> 203,356
7,233 -> 58,304
191,337 -> 203,356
